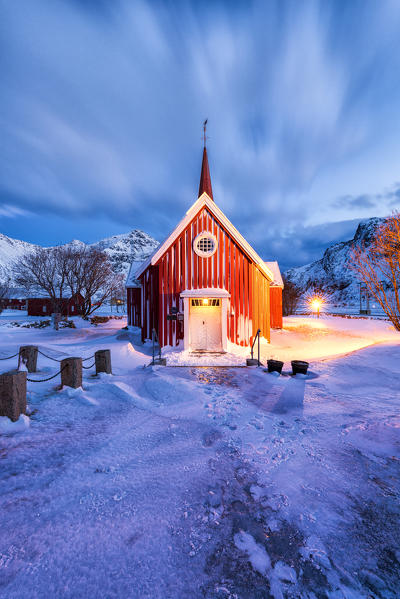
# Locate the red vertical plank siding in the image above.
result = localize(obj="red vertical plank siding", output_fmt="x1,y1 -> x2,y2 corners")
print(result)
248,263 -> 253,344
234,246 -> 240,344
210,216 -> 214,286
163,257 -> 168,346
167,249 -> 171,346
225,235 -> 230,340
218,224 -> 223,289
244,259 -> 249,345
158,265 -> 163,345
229,240 -> 235,343
238,251 -> 243,345
182,231 -> 186,292
187,224 -> 192,290
172,243 -> 177,345
212,216 -> 218,288
193,219 -> 198,290
270,287 -> 283,329
253,267 -> 258,337
197,213 -> 203,288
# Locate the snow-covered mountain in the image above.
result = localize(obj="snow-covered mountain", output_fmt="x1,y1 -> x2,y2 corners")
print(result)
0,230 -> 159,289
284,217 -> 384,303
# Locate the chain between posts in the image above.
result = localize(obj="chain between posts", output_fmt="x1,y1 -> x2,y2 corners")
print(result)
37,349 -> 62,362
0,352 -> 19,360
37,349 -> 95,362
82,362 -> 95,369
26,364 -> 68,383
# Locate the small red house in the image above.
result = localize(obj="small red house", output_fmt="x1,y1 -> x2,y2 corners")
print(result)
2,298 -> 26,310
27,294 -> 84,317
126,142 -> 283,350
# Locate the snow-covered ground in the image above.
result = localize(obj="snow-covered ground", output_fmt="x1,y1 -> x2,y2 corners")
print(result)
1,313 -> 400,598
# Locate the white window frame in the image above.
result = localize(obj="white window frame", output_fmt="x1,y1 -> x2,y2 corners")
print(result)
193,232 -> 218,258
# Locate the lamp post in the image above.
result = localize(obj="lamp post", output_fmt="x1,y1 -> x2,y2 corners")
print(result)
311,299 -> 321,318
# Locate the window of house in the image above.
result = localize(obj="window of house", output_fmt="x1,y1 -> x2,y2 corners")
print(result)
193,233 -> 218,258
191,299 -> 220,307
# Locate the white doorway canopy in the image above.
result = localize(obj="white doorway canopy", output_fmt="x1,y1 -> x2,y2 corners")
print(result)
180,288 -> 230,352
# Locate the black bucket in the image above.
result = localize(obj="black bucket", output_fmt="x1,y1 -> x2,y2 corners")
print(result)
291,360 -> 309,375
267,359 -> 284,374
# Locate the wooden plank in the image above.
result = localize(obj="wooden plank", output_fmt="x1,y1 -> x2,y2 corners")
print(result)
172,244 -> 177,345
187,224 -> 192,290
235,245 -> 240,345
238,251 -> 243,345
193,218 -> 198,290
229,239 -> 237,343
158,263 -> 163,345
249,262 -> 254,344
197,212 -> 203,288
218,222 -> 223,289
244,258 -> 249,345
212,215 -> 218,288
168,248 -> 172,346
182,230 -> 186,292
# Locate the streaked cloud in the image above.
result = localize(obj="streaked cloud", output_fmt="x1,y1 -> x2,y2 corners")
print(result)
1,0 -> 400,268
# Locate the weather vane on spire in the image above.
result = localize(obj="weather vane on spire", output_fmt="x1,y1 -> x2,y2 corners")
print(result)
203,118 -> 208,147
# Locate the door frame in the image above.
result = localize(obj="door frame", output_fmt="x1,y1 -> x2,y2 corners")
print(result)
180,289 -> 230,352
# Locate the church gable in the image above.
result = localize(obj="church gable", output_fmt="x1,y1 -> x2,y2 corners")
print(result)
153,201 -> 269,292
136,193 -> 273,283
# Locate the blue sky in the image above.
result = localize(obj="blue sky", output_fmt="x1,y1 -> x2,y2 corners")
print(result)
1,0 -> 400,271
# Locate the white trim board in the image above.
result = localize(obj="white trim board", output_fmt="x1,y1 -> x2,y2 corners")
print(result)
180,288 -> 231,298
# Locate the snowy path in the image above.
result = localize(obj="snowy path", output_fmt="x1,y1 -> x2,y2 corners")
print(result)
1,318 -> 400,597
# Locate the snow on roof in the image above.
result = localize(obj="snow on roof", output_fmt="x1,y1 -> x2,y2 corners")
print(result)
264,261 -> 283,287
126,260 -> 145,287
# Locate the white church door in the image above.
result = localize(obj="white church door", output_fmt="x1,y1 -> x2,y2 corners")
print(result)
189,299 -> 222,351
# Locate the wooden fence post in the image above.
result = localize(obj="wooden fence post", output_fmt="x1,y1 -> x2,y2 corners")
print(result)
95,350 -> 112,375
19,345 -> 38,373
60,357 -> 82,389
0,370 -> 27,422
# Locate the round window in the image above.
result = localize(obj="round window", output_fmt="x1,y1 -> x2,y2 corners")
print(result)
193,233 -> 218,258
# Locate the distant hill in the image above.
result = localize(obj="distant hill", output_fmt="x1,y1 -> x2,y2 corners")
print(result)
284,217 -> 384,303
0,230 -> 159,296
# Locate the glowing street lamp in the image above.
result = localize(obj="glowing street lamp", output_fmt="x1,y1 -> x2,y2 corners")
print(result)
310,297 -> 323,318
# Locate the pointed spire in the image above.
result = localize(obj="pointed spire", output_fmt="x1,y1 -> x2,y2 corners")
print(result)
198,119 -> 213,200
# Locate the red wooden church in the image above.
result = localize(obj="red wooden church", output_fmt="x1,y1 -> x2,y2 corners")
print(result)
126,138 -> 283,351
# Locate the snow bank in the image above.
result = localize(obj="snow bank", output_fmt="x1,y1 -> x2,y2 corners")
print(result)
0,414 -> 30,434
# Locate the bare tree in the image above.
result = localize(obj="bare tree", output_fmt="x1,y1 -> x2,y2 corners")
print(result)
15,245 -> 124,320
351,212 -> 400,331
282,276 -> 302,316
64,247 -> 124,317
14,247 -> 69,313
0,267 -> 11,314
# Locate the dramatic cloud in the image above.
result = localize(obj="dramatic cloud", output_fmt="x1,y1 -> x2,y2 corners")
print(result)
332,183 -> 400,212
1,0 -> 400,268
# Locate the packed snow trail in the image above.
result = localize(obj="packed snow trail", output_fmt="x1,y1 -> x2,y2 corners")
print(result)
1,321 -> 400,596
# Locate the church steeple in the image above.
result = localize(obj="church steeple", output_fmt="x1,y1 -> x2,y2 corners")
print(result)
198,119 -> 213,200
